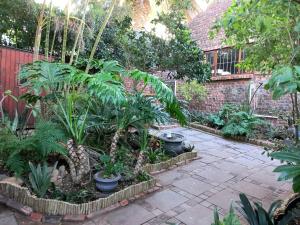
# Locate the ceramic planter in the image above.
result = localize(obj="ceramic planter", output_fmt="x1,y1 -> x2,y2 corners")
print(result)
94,172 -> 121,193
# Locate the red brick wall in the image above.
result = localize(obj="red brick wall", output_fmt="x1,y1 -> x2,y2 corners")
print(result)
173,74 -> 293,125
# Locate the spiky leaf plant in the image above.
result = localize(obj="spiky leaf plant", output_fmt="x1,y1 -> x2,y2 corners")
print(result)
212,205 -> 241,225
28,162 -> 57,198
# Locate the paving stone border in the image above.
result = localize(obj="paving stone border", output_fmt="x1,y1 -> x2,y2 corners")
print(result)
0,151 -> 197,218
189,122 -> 275,148
143,151 -> 198,174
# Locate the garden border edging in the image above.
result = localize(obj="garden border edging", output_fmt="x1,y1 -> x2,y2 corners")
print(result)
0,151 -> 198,216
189,122 -> 275,148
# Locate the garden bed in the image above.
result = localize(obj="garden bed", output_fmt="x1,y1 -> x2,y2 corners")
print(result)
189,122 -> 275,148
0,178 -> 156,215
0,151 -> 197,216
143,151 -> 198,173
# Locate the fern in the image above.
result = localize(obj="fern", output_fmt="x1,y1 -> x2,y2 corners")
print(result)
0,121 -> 66,175
32,120 -> 66,157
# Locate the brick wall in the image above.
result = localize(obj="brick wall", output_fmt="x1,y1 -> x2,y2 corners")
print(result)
173,74 -> 293,125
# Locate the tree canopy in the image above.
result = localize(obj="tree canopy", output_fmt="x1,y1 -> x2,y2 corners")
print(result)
212,0 -> 300,73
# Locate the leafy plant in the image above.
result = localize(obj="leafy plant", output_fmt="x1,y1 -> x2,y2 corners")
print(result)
212,205 -> 241,225
29,162 -> 57,198
206,104 -> 241,129
222,111 -> 262,138
98,154 -> 124,178
146,148 -> 169,164
208,114 -> 225,129
271,151 -> 300,193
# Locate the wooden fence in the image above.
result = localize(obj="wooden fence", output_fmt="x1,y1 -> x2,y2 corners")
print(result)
0,46 -> 47,125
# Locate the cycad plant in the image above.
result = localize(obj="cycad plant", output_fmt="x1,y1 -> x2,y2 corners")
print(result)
237,193 -> 294,225
54,92 -> 90,184
134,129 -> 149,175
271,151 -> 300,193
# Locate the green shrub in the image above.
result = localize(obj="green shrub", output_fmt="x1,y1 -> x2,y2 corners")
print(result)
208,114 -> 225,129
189,111 -> 209,124
218,104 -> 241,123
29,162 -> 56,198
207,104 -> 241,129
222,111 -> 263,138
178,80 -> 207,102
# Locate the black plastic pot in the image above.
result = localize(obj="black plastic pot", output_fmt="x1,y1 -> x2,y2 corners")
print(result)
159,133 -> 185,156
94,172 -> 121,193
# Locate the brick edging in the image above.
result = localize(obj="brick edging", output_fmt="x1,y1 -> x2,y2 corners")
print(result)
189,122 -> 275,148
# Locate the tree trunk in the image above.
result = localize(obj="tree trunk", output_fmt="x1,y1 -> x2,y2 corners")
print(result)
85,0 -> 118,73
49,19 -> 58,57
134,150 -> 146,175
110,128 -> 122,162
61,0 -> 71,63
65,139 -> 90,185
295,93 -> 299,143
33,0 -> 47,61
69,0 -> 89,65
45,1 -> 53,61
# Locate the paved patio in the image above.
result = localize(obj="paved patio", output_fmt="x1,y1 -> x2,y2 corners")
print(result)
0,127 -> 291,225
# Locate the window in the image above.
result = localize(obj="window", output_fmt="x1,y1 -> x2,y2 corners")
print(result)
205,48 -> 246,76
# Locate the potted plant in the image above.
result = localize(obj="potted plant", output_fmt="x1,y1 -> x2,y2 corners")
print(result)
94,154 -> 124,193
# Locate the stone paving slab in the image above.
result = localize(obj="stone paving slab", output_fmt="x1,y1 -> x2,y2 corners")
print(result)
145,190 -> 188,212
1,127 -> 291,225
173,177 -> 214,196
0,215 -> 18,225
192,167 -> 234,183
176,204 -> 214,225
103,204 -> 154,225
